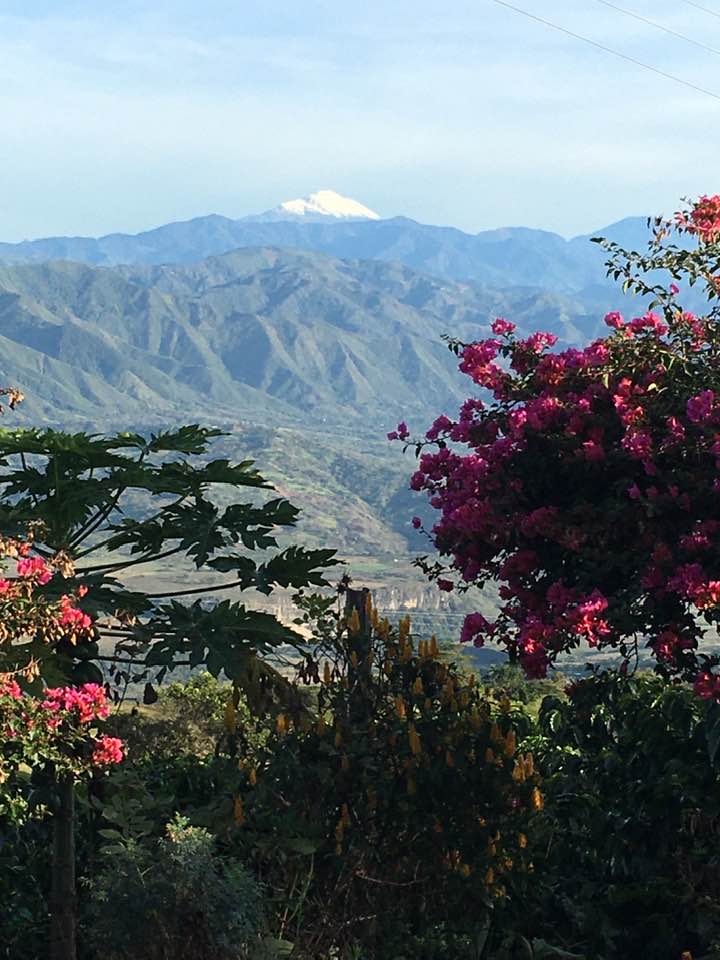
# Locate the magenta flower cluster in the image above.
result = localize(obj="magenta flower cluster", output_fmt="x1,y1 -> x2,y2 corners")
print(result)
394,260 -> 720,685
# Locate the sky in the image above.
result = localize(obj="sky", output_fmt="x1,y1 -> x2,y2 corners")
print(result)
1,0 -> 719,241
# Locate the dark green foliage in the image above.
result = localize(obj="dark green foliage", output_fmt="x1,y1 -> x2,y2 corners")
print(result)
0,820 -> 51,960
529,672 -> 720,959
232,598 -> 538,959
83,814 -> 263,960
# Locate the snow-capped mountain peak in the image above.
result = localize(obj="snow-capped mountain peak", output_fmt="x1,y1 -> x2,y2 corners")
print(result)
247,190 -> 380,223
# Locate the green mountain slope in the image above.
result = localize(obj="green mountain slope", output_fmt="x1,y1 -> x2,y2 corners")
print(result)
0,247 -> 600,429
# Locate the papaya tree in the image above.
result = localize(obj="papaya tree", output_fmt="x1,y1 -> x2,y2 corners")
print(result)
0,423 -> 336,696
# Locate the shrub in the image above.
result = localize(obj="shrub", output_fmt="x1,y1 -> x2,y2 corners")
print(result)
84,814 -> 263,960
531,672 -> 720,959
233,591 -> 540,958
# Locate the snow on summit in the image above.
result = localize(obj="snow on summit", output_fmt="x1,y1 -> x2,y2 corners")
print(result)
249,190 -> 380,222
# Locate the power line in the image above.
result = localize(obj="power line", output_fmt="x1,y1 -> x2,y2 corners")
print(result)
595,0 -> 720,56
490,0 -> 720,103
678,0 -> 720,20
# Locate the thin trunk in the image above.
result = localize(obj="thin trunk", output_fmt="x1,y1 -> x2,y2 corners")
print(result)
50,775 -> 77,960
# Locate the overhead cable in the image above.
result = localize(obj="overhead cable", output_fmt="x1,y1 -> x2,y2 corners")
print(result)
677,0 -> 720,20
595,0 -> 720,56
490,0 -> 720,103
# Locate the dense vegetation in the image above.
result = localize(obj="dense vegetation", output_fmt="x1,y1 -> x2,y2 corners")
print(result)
5,196 -> 720,960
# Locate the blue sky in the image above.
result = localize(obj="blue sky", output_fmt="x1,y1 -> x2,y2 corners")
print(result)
1,0 -> 719,240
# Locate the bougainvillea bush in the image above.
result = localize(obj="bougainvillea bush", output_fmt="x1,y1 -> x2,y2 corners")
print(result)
0,678 -> 123,821
399,195 -> 720,689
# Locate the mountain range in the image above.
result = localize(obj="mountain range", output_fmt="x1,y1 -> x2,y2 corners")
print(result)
0,190 -> 666,584
0,190 -> 651,298
0,247 -> 601,428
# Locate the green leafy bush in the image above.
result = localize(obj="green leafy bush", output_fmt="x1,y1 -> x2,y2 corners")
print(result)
84,814 -> 263,960
233,593 -> 540,958
531,672 -> 720,959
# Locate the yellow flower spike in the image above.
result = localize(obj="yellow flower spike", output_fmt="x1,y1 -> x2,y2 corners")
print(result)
518,832 -> 528,849
335,843 -> 343,856
316,716 -> 326,736
335,819 -> 344,843
371,606 -> 379,629
412,676 -> 424,696
459,863 -> 471,878
524,752 -> 535,777
323,661 -> 331,684
504,858 -> 513,871
489,721 -> 502,743
485,747 -> 495,764
395,695 -> 407,720
484,867 -> 495,888
468,673 -> 476,687
459,691 -> 469,708
224,697 -> 237,734
233,795 -> 244,826
429,635 -> 440,657
365,592 -> 373,617
408,725 -> 422,756
341,676 -> 349,689
276,713 -> 287,735
531,787 -> 544,811
504,730 -> 516,757
248,768 -> 257,786
487,841 -> 497,857
512,762 -> 526,783
341,755 -> 350,772
348,608 -> 361,634
418,639 -> 427,658
499,696 -> 511,713
424,697 -> 433,713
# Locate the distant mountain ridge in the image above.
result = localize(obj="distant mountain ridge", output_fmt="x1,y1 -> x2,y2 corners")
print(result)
0,191 -> 653,296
